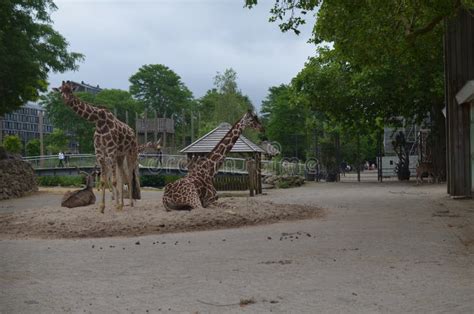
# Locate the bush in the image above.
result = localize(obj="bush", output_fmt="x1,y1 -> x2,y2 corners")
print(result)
276,181 -> 291,189
37,175 -> 84,187
26,138 -> 41,156
140,175 -> 182,188
3,135 -> 22,154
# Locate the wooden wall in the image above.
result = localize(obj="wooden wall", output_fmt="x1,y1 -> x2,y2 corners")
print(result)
444,9 -> 474,197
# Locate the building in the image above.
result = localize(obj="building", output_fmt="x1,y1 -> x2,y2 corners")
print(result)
68,81 -> 102,94
0,102 -> 54,149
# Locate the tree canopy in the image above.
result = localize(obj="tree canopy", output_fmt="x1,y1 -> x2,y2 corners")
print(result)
129,64 -> 193,116
196,68 -> 255,136
0,0 -> 83,115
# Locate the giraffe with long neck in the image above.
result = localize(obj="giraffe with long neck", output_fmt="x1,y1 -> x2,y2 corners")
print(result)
162,111 -> 263,210
57,81 -> 140,212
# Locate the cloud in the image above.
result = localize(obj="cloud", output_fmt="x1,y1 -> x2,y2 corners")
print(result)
49,0 -> 316,110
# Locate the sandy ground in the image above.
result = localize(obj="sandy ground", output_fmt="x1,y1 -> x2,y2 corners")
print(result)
1,182 -> 473,313
0,188 -> 323,239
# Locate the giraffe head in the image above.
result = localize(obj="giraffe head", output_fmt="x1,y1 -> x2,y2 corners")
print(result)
242,110 -> 264,132
53,81 -> 74,94
60,81 -> 75,94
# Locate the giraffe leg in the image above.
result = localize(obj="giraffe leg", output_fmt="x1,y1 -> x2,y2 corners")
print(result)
124,156 -> 135,207
99,172 -> 106,213
162,180 -> 203,211
201,185 -> 218,208
114,162 -> 124,211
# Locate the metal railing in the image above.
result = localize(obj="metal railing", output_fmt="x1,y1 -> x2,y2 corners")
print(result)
23,154 -> 310,176
23,154 -> 253,174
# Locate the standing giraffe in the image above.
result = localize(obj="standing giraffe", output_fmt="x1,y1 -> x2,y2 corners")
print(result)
162,111 -> 263,210
57,81 -> 140,212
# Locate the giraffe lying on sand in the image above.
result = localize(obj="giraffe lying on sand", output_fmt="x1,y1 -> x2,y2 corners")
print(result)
57,81 -> 140,212
61,168 -> 98,208
162,111 -> 263,211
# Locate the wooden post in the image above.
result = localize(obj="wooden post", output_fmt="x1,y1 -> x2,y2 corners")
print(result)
191,111 -> 195,142
144,111 -> 148,144
182,110 -> 186,147
357,133 -> 361,182
444,9 -> 474,197
256,153 -> 262,194
377,130 -> 383,182
135,112 -> 139,140
335,132 -> 341,182
247,159 -> 256,196
163,112 -> 167,149
38,110 -> 44,167
153,110 -> 158,143
125,110 -> 129,126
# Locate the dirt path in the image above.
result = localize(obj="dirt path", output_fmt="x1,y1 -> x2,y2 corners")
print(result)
1,182 -> 473,313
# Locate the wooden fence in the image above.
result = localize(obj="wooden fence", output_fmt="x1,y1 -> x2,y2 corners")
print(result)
213,175 -> 249,191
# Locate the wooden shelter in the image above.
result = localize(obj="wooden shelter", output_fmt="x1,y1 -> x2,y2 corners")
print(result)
444,9 -> 474,198
180,123 -> 265,194
135,111 -> 175,152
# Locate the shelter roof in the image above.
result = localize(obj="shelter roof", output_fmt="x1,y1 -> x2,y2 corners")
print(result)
180,122 -> 265,154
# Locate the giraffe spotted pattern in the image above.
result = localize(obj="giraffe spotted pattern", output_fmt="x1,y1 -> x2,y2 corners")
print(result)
163,111 -> 263,211
58,81 -> 141,213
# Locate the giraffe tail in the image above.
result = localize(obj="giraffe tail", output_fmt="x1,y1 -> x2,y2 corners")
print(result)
131,167 -> 141,199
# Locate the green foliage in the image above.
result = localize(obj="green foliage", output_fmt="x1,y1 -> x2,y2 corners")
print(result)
140,174 -> 182,188
44,129 -> 69,154
261,84 -> 308,159
42,89 -> 140,153
196,68 -> 255,137
3,135 -> 22,154
129,64 -> 193,115
275,180 -> 290,189
25,139 -> 41,156
37,175 -> 84,187
0,0 -> 84,115
246,1 -> 461,179
95,89 -> 142,125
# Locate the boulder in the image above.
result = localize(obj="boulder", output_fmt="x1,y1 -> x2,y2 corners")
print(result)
0,149 -> 38,200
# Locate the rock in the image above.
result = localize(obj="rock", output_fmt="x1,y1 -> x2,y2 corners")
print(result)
263,174 -> 305,189
0,153 -> 38,200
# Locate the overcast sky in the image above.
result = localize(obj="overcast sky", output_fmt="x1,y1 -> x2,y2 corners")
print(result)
48,0 -> 316,111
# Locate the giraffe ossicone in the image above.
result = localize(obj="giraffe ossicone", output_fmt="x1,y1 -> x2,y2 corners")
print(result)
162,110 -> 263,211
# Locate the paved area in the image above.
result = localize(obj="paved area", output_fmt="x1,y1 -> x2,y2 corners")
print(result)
1,182 -> 473,313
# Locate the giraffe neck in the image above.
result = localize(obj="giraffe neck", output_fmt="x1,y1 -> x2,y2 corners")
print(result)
61,91 -> 100,122
204,119 -> 246,177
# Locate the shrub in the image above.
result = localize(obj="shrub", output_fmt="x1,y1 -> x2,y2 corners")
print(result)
275,181 -> 290,189
140,174 -> 183,188
37,175 -> 84,187
26,138 -> 41,156
3,135 -> 22,154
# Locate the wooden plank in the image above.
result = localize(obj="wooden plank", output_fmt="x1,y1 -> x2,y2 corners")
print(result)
445,9 -> 474,197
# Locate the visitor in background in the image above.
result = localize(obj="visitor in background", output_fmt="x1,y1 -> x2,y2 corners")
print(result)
58,151 -> 65,168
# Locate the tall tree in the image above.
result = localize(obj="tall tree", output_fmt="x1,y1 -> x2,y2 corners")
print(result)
246,0 -> 467,178
197,68 -> 255,136
44,129 -> 69,154
0,0 -> 83,115
261,84 -> 308,158
129,64 -> 193,116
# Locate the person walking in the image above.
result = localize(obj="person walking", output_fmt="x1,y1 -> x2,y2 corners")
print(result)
58,151 -> 65,168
